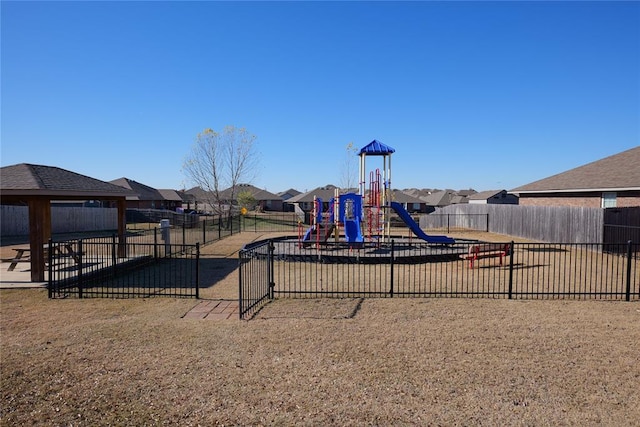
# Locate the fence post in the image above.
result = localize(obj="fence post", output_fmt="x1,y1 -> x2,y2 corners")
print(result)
390,240 -> 395,298
238,251 -> 244,320
218,215 -> 222,240
153,228 -> 158,259
625,240 -> 633,302
195,243 -> 200,299
447,215 -> 450,234
78,239 -> 84,299
268,240 -> 275,299
47,238 -> 53,298
202,218 -> 206,244
182,221 -> 186,252
486,214 -> 489,233
508,241 -> 515,299
111,234 -> 117,267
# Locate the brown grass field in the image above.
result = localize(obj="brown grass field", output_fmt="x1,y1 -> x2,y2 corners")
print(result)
2,231 -> 640,426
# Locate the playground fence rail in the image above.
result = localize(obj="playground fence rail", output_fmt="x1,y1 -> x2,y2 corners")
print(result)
239,239 -> 639,319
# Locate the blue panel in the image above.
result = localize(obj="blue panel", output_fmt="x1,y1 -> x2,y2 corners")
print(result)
359,140 -> 395,155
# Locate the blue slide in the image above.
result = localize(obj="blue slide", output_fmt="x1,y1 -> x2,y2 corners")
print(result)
344,218 -> 364,245
390,202 -> 455,244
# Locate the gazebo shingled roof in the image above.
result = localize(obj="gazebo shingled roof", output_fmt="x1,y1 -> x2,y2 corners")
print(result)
0,163 -> 132,282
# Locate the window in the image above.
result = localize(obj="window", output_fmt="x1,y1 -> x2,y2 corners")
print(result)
601,192 -> 617,208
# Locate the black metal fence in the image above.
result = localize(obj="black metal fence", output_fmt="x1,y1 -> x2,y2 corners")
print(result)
126,214 -> 243,249
126,208 -> 200,228
239,238 -> 639,319
241,212 -> 302,233
237,212 -> 491,234
48,236 -> 199,299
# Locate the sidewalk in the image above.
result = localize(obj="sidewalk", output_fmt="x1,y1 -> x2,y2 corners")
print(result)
182,299 -> 239,320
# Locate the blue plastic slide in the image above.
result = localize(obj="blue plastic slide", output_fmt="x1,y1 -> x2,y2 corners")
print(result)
344,218 -> 364,245
389,202 -> 455,244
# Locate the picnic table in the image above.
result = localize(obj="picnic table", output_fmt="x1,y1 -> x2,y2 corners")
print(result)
2,248 -> 31,271
2,243 -> 82,271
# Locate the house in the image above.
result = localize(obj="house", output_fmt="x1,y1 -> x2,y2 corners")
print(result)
176,190 -> 197,211
510,146 -> 640,208
388,189 -> 431,213
421,190 -> 468,211
469,190 -> 519,205
277,188 -> 301,201
222,184 -> 284,212
277,188 -> 302,212
286,185 -> 344,212
110,178 -> 168,210
184,184 -> 284,213
157,189 -> 184,210
182,187 -> 216,213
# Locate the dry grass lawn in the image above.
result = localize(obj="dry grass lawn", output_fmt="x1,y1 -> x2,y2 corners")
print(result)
2,231 -> 640,426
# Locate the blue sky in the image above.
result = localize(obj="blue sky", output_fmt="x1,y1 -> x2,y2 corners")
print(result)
2,1 -> 638,194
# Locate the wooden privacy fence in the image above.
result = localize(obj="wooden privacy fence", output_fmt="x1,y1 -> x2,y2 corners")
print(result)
427,204 -> 607,243
1,206 -> 117,236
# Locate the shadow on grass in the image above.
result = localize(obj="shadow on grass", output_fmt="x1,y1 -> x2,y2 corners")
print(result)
198,257 -> 239,289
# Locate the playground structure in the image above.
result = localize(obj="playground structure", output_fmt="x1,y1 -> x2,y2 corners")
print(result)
299,139 -> 455,248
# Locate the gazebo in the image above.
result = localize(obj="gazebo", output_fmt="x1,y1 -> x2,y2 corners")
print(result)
0,164 -> 132,282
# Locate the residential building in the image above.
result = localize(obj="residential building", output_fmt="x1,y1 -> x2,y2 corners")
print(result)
510,146 -> 640,208
469,190 -> 519,205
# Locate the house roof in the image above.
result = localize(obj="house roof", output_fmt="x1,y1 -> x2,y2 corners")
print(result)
449,195 -> 469,204
110,177 -> 164,201
220,184 -> 282,201
177,190 -> 196,202
456,189 -> 478,197
359,140 -> 396,156
0,163 -> 132,199
403,188 -> 435,199
277,188 -> 301,199
184,186 -> 211,200
511,146 -> 640,193
157,189 -> 184,202
389,189 -> 425,204
469,190 -> 506,200
421,190 -> 458,206
184,185 -> 282,202
287,185 -> 344,203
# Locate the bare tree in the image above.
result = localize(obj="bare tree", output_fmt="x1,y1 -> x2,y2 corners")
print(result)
339,142 -> 359,191
182,126 -> 259,217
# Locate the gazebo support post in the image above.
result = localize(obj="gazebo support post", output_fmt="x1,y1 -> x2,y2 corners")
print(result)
28,198 -> 51,282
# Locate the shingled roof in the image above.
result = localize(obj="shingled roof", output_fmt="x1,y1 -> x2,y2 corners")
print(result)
110,177 -> 164,201
0,163 -> 132,198
511,146 -> 640,193
220,184 -> 282,201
